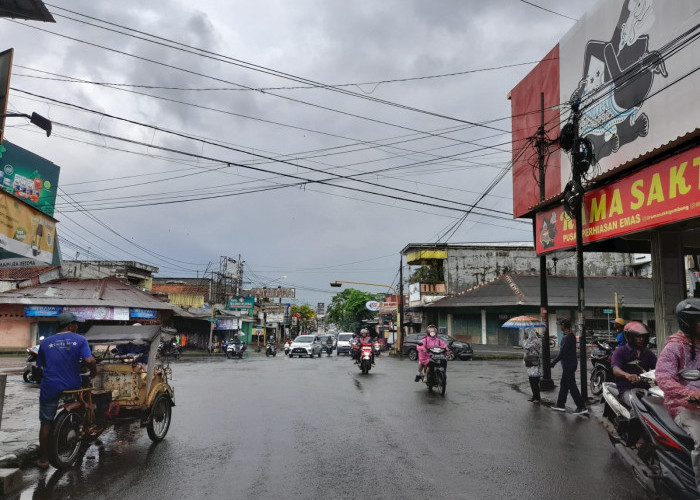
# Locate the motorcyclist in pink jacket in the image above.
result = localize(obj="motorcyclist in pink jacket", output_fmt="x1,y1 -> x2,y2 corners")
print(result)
414,325 -> 449,382
656,298 -> 700,491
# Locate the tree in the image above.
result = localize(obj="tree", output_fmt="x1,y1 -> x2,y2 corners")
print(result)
290,304 -> 316,333
326,288 -> 378,332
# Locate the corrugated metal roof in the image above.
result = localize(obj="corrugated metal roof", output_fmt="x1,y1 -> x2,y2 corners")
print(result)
0,277 -> 179,310
0,266 -> 58,280
427,274 -> 653,309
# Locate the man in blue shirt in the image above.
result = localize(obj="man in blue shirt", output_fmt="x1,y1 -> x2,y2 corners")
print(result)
36,312 -> 96,468
611,321 -> 657,395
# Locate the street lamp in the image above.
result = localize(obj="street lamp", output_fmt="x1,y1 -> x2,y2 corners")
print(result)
1,112 -> 52,137
329,280 -> 402,354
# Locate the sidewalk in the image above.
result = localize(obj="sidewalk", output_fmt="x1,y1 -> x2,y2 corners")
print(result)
0,357 -> 39,467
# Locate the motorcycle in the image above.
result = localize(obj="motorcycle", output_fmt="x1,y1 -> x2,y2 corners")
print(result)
590,336 -> 615,396
602,368 -> 700,498
157,339 -> 182,359
423,344 -> 448,396
226,341 -> 246,359
23,344 -> 42,384
358,344 -> 373,374
265,341 -> 277,357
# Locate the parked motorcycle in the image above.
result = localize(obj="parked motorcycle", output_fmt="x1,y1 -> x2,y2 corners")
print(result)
157,339 -> 182,359
227,341 -> 246,359
601,368 -> 700,498
422,344 -> 448,396
23,345 -> 42,384
590,336 -> 615,396
265,340 -> 277,357
358,344 -> 373,374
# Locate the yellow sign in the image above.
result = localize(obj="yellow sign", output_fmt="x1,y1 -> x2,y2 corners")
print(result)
0,190 -> 56,264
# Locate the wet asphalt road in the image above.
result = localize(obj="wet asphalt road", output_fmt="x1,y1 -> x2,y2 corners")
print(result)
13,353 -> 650,500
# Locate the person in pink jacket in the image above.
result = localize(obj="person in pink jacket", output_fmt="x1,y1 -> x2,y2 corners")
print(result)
656,298 -> 700,491
414,325 -> 449,382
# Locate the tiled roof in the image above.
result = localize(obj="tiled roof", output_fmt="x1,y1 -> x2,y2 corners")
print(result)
427,274 -> 653,308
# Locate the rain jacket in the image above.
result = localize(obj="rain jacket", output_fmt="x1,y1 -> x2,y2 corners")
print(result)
522,330 -> 542,378
418,335 -> 448,366
656,331 -> 700,419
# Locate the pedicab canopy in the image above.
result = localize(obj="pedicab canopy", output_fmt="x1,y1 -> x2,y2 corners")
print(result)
84,325 -> 175,399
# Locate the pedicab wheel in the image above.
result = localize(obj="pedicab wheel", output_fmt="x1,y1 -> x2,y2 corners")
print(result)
436,371 -> 446,396
147,393 -> 172,442
48,410 -> 85,469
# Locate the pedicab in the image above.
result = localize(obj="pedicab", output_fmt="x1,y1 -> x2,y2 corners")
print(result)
47,325 -> 175,469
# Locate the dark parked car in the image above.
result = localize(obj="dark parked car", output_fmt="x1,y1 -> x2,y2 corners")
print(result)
401,333 -> 473,361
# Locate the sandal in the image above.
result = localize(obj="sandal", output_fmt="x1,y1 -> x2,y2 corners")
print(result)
36,460 -> 50,469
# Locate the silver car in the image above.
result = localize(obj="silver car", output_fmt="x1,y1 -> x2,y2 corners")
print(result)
289,335 -> 323,358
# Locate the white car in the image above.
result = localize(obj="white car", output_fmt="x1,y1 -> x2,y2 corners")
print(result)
289,335 -> 323,358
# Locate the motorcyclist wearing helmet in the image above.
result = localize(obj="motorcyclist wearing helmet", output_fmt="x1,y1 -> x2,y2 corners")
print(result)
610,321 -> 657,395
656,298 -> 700,492
414,325 -> 449,382
612,317 -> 626,346
353,328 -> 374,364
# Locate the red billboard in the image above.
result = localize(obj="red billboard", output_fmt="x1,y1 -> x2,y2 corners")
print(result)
535,144 -> 700,254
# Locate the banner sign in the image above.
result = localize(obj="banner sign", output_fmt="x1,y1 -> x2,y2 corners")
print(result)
227,296 -> 255,310
24,305 -> 61,317
215,318 -> 239,330
535,145 -> 700,254
250,287 -> 295,298
365,300 -> 380,312
0,190 -> 56,264
130,308 -> 157,319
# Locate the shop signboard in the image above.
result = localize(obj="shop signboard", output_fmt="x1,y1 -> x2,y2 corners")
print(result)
226,296 -> 254,310
535,144 -> 700,254
250,287 -> 295,298
24,305 -> 61,317
130,308 -> 157,319
511,0 -> 700,218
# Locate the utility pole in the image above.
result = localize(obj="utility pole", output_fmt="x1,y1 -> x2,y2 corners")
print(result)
398,255 -> 404,352
571,99 -> 589,401
537,92 -> 554,390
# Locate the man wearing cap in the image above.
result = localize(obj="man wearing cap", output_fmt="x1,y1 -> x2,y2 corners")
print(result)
35,312 -> 96,468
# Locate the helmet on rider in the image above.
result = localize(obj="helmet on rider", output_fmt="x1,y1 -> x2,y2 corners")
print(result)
676,298 -> 700,339
427,324 -> 438,337
622,320 -> 650,346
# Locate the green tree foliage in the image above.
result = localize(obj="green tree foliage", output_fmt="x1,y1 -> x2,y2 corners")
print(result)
290,304 -> 316,332
326,288 -> 378,332
408,261 -> 444,284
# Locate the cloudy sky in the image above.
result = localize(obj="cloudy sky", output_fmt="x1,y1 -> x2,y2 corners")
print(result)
2,0 -> 598,306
